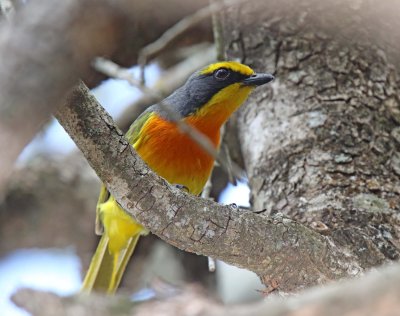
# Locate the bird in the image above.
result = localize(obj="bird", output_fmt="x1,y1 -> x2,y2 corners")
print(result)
81,61 -> 274,294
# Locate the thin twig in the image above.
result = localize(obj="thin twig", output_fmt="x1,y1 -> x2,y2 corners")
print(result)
208,257 -> 216,272
138,0 -> 246,82
92,57 -> 245,180
117,44 -> 216,130
209,0 -> 226,61
197,2 -> 245,185
218,124 -> 238,185
0,0 -> 14,20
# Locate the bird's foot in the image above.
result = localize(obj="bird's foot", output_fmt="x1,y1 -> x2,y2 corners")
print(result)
173,184 -> 189,192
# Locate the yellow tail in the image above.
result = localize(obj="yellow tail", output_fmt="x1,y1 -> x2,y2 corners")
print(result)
82,187 -> 146,294
81,233 -> 141,294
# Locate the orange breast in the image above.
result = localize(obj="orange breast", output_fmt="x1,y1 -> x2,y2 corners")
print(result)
133,114 -> 220,195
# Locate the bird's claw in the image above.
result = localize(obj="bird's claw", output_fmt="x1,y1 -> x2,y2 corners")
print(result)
174,184 -> 189,192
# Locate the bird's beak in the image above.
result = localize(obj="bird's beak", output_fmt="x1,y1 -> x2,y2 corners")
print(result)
242,73 -> 274,86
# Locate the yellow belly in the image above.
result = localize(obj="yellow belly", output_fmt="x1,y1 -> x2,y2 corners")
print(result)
99,196 -> 145,253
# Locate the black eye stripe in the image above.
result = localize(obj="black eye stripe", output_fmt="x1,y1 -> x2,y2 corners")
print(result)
159,70 -> 252,118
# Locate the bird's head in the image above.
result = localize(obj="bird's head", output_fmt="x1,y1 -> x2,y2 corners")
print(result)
169,61 -> 274,124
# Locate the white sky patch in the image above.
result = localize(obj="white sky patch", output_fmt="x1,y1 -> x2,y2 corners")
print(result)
91,63 -> 160,118
0,248 -> 81,316
217,180 -> 264,303
218,180 -> 250,208
216,260 -> 264,303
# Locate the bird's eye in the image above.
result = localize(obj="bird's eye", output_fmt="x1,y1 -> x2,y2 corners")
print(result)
214,68 -> 230,81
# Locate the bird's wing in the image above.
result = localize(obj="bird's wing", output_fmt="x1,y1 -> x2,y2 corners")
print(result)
126,110 -> 154,146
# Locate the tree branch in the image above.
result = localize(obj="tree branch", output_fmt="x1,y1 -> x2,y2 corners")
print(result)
55,82 -> 359,291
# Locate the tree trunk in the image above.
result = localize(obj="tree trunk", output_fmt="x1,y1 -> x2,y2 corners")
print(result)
223,0 -> 400,292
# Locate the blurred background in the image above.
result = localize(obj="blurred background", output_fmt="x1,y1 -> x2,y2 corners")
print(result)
3,0 -> 400,315
0,59 -> 264,316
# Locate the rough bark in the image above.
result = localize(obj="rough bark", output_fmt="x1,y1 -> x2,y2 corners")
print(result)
223,0 -> 400,291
